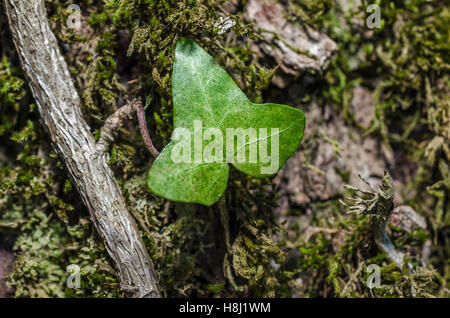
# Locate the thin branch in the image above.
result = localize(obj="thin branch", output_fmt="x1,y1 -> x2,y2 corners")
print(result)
136,99 -> 160,158
96,98 -> 160,158
96,99 -> 140,154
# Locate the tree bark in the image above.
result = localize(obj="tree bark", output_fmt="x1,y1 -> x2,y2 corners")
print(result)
4,0 -> 160,298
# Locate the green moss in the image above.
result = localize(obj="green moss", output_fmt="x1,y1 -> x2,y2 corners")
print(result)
317,0 -> 449,296
1,0 -> 447,298
0,8 -> 119,296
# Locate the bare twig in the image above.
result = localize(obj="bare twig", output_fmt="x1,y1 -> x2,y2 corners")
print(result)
96,98 -> 159,158
136,99 -> 160,158
4,0 -> 160,297
96,99 -> 140,154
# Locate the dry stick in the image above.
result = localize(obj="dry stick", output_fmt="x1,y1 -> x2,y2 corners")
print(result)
136,100 -> 160,158
4,0 -> 160,297
96,98 -> 159,158
96,99 -> 140,154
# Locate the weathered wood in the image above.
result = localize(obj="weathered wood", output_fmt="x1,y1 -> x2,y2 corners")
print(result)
4,0 -> 160,297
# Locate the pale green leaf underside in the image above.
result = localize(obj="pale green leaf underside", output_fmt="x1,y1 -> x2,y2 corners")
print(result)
148,38 -> 306,206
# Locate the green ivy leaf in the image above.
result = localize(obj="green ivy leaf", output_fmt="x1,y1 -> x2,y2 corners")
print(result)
148,38 -> 306,206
